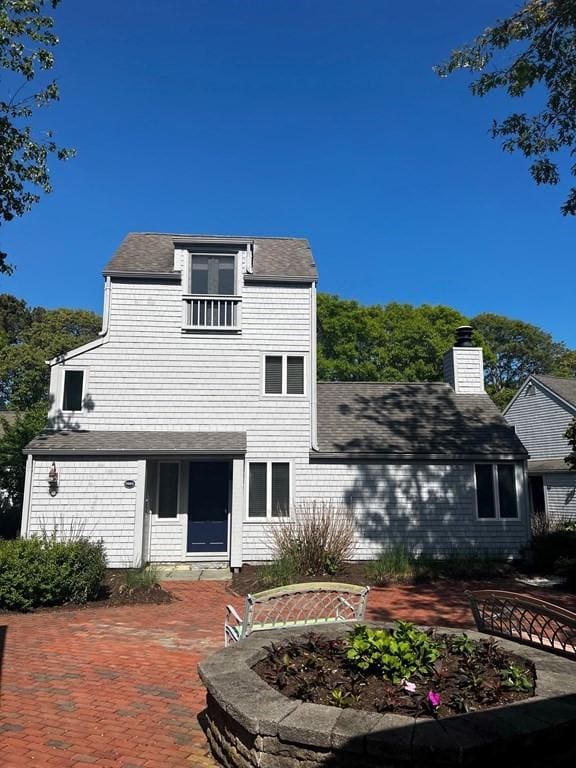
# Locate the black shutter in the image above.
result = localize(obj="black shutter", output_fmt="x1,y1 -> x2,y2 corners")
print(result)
271,463 -> 290,517
286,356 -> 304,394
249,463 -> 267,517
265,356 -> 283,394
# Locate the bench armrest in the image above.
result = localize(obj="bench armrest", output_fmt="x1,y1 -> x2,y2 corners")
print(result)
224,604 -> 244,647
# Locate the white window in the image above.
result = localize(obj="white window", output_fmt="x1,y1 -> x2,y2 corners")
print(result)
182,249 -> 241,330
248,461 -> 290,518
62,370 -> 84,412
189,254 -> 236,295
157,462 -> 180,518
474,464 -> 519,520
264,355 -> 305,395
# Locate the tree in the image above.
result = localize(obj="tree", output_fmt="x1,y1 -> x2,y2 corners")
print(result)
317,293 -> 470,382
565,417 -> 576,470
436,0 -> 576,215
472,312 -> 568,408
0,0 -> 73,273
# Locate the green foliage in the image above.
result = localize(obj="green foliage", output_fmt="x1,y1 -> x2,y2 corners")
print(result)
257,555 -> 300,590
317,294 -> 469,383
446,633 -> 475,657
124,564 -> 160,590
471,313 -> 568,407
345,622 -> 441,683
0,1 -> 75,272
366,545 -> 416,585
0,535 -> 106,610
565,417 -> 576,471
435,1 -> 576,216
500,663 -> 533,692
531,528 -> 576,573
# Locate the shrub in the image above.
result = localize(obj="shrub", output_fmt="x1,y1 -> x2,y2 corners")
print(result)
257,555 -> 300,590
555,557 -> 576,590
366,545 -> 416,585
124,564 -> 160,590
0,535 -> 106,610
531,529 -> 576,573
267,500 -> 356,577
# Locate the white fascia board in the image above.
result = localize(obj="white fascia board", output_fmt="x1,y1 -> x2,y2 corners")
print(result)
47,335 -> 108,366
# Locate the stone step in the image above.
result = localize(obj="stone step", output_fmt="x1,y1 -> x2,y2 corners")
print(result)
153,563 -> 232,581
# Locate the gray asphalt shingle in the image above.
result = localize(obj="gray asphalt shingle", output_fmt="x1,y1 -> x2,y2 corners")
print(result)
103,233 -> 318,280
315,382 -> 527,458
534,375 -> 576,409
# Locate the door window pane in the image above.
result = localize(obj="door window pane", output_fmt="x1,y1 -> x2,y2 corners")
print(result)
190,255 -> 235,295
498,464 -> 518,518
265,356 -> 283,394
286,356 -> 304,394
271,463 -> 290,517
63,370 -> 84,411
475,465 -> 495,518
249,463 -> 267,517
158,463 -> 179,518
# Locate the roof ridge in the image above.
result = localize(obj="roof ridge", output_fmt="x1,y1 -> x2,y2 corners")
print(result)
126,232 -> 310,242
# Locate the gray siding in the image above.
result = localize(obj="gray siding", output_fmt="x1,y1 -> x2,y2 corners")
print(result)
26,457 -> 139,568
544,473 -> 576,523
506,381 -> 575,459
242,461 -> 530,561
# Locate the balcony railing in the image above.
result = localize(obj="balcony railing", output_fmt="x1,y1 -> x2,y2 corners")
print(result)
182,294 -> 242,331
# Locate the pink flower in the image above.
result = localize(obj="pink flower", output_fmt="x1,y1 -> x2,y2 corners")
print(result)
401,679 -> 416,693
427,691 -> 441,708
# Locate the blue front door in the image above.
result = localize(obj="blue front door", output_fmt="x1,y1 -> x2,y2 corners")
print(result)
187,462 -> 229,553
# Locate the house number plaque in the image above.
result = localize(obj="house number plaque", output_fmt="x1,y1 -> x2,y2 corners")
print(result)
124,480 -> 136,489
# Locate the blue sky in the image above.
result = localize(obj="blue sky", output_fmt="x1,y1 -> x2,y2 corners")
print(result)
1,1 -> 574,346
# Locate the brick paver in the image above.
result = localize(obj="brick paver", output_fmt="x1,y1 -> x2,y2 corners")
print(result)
1,580 -> 574,767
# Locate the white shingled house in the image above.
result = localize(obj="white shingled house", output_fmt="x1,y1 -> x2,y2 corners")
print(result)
504,375 -> 576,524
21,233 -> 529,568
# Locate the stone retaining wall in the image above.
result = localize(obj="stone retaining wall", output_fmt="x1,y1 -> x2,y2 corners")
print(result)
198,624 -> 576,768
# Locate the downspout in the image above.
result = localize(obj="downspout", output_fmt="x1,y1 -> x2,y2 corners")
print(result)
99,276 -> 111,337
310,281 -> 319,451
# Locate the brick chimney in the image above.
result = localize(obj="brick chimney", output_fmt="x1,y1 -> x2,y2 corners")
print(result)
443,326 -> 485,394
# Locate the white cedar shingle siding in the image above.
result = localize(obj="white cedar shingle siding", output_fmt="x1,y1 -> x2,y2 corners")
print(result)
242,461 -> 529,560
506,381 -> 575,459
27,458 -> 138,568
543,473 -> 576,522
443,347 -> 484,394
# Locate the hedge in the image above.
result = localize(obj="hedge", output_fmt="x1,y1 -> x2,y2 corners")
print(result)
0,536 -> 107,610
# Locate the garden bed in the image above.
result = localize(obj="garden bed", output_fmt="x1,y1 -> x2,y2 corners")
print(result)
252,623 -> 535,718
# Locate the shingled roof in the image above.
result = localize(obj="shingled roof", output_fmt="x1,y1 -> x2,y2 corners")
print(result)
315,382 -> 527,459
103,233 -> 318,281
24,431 -> 246,455
534,375 -> 576,410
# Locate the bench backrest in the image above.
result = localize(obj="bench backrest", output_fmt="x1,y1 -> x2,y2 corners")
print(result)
241,582 -> 369,639
466,589 -> 576,659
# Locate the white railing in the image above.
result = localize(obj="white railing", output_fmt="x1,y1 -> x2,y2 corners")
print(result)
182,294 -> 241,331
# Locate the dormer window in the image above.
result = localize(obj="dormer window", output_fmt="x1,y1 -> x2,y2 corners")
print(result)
182,246 -> 243,332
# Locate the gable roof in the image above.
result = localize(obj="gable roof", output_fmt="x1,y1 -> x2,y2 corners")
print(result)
103,233 -> 318,281
533,375 -> 576,410
315,382 -> 527,459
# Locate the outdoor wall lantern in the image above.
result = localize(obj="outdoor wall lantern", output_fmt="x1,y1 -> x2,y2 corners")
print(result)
48,462 -> 59,496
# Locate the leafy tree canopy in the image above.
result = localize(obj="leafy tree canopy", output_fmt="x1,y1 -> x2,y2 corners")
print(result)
565,417 -> 576,470
436,0 -> 576,215
0,0 -> 74,273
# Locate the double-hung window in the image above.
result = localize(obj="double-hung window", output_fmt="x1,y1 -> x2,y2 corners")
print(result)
474,464 -> 519,520
264,355 -> 305,395
248,461 -> 290,518
62,370 -> 84,412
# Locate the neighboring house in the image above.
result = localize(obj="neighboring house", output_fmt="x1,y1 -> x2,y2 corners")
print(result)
20,233 -> 529,568
504,375 -> 576,524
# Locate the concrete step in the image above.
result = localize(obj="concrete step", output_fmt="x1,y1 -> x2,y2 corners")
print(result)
153,563 -> 232,581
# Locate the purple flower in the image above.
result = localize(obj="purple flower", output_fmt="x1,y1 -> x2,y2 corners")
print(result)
427,691 -> 441,708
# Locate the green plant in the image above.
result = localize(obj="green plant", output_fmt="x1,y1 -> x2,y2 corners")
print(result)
330,688 -> 355,708
555,557 -> 576,590
257,555 -> 300,589
447,633 -> 475,656
531,529 -> 576,573
267,500 -> 356,578
0,534 -> 106,610
500,664 -> 532,692
124,564 -> 159,590
345,622 -> 442,684
366,546 -> 416,585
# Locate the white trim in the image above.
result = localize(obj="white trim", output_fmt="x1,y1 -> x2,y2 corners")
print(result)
98,276 -> 111,337
20,455 -> 34,537
261,353 -> 307,397
156,460 -> 181,519
473,462 -> 522,521
48,335 -> 108,366
60,367 -> 88,414
246,459 -> 292,520
133,459 -> 147,567
230,457 -> 244,569
310,281 -> 318,450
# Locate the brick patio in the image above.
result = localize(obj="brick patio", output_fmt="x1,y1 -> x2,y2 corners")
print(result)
1,580 -> 574,768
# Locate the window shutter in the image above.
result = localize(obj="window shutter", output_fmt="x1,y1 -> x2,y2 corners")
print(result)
497,464 -> 518,518
158,463 -> 179,518
249,463 -> 267,517
63,370 -> 84,411
271,463 -> 290,517
286,356 -> 304,394
475,465 -> 496,518
265,356 -> 283,394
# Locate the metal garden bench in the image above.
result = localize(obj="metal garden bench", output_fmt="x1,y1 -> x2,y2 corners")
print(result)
466,589 -> 576,659
224,582 -> 369,646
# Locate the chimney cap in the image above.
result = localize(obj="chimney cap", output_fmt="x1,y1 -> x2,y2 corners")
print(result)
455,325 -> 474,347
